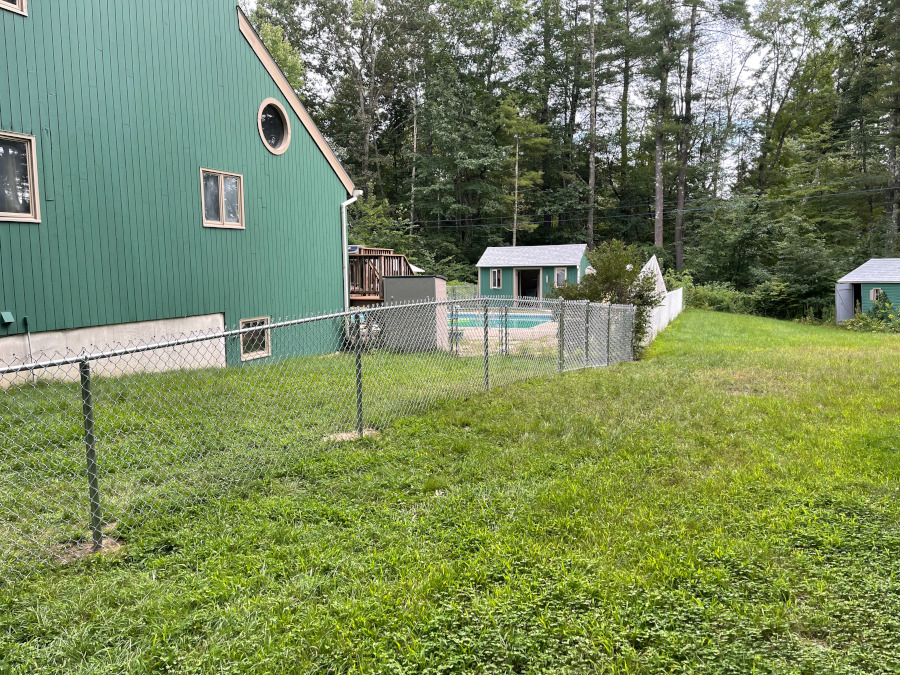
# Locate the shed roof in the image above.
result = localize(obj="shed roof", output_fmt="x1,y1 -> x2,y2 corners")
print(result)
837,259 -> 900,283
476,244 -> 587,268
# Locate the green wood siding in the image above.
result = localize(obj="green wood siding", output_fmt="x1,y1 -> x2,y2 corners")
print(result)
0,1 -> 347,349
478,263 -> 581,297
861,283 -> 900,313
479,267 -> 514,296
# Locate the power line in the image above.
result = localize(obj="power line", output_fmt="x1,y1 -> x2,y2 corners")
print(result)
407,186 -> 897,230
360,177 -> 894,230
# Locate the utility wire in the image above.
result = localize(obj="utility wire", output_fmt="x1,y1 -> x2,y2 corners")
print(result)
367,178 -> 894,230
407,186 -> 898,230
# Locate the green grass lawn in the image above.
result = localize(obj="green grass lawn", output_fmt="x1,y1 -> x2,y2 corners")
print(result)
2,309 -> 900,673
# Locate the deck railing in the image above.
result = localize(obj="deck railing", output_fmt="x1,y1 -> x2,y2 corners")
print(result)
348,252 -> 414,301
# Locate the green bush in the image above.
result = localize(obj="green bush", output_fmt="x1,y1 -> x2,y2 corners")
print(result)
551,240 -> 660,353
842,291 -> 900,333
688,282 -> 753,314
750,280 -> 793,317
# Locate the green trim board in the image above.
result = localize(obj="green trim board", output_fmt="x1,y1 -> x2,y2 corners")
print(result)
0,2 -> 351,365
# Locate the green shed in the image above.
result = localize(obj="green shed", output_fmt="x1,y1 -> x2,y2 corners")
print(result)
0,1 -> 355,364
475,244 -> 591,299
836,258 -> 900,322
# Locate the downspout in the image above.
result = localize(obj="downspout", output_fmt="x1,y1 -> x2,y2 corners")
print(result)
341,189 -> 363,312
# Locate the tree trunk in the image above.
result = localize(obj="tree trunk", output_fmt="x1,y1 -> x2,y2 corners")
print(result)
620,0 -> 631,190
673,2 -> 698,270
409,90 -> 417,236
587,0 -> 597,250
654,0 -> 673,249
887,95 -> 900,254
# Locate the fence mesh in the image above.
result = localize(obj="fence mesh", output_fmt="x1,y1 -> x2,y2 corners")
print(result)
0,296 -> 634,578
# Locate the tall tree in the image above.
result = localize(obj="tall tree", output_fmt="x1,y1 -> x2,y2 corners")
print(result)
586,0 -> 598,249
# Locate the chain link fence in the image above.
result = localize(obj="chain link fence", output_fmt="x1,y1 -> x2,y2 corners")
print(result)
0,296 -> 634,578
446,283 -> 477,301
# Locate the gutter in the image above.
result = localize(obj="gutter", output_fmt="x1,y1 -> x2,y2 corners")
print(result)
341,190 -> 364,312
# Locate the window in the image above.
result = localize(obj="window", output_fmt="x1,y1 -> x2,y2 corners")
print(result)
201,168 -> 244,229
555,267 -> 567,288
0,131 -> 39,222
240,317 -> 271,361
490,268 -> 502,289
257,99 -> 291,155
0,0 -> 26,17
870,287 -> 884,302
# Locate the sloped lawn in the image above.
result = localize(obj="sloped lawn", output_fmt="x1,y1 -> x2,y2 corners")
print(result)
2,310 -> 900,673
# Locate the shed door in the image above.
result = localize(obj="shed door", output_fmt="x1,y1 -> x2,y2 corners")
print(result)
835,283 -> 854,323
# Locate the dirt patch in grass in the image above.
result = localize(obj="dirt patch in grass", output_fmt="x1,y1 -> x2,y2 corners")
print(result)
324,429 -> 380,442
55,536 -> 123,563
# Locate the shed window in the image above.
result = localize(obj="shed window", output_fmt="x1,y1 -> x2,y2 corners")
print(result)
0,0 -> 26,17
555,267 -> 567,288
0,132 -> 39,223
240,317 -> 271,361
257,99 -> 291,155
870,287 -> 884,303
201,169 -> 244,229
490,268 -> 502,289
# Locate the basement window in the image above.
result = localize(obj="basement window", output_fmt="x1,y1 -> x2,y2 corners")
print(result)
0,0 -> 27,17
555,268 -> 567,288
201,169 -> 244,229
0,131 -> 39,223
240,317 -> 271,361
490,268 -> 502,289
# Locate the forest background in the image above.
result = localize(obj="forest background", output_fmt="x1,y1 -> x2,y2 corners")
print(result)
245,0 -> 900,317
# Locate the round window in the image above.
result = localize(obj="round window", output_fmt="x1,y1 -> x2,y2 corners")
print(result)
257,99 -> 291,155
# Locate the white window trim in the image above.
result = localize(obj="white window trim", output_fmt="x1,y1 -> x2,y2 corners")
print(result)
870,287 -> 883,302
0,0 -> 27,17
554,267 -> 567,288
257,98 -> 292,156
200,167 -> 245,230
240,317 -> 271,361
0,130 -> 40,223
490,268 -> 502,290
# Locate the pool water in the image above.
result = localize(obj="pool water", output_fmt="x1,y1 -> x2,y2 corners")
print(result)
454,313 -> 552,329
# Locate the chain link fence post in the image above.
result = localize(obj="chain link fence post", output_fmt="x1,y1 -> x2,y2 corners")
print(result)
78,358 -> 103,551
606,304 -> 612,366
452,303 -> 459,357
583,300 -> 590,369
557,297 -> 565,373
483,300 -> 490,391
354,313 -> 364,437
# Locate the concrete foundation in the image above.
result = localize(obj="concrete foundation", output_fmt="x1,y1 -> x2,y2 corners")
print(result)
0,314 -> 226,386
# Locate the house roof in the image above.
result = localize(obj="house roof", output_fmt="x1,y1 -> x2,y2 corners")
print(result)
238,10 -> 355,194
837,259 -> 900,283
476,244 -> 587,268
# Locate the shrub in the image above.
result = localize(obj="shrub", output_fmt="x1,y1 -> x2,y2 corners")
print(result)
551,240 -> 660,354
750,280 -> 793,317
688,282 -> 753,314
842,291 -> 900,333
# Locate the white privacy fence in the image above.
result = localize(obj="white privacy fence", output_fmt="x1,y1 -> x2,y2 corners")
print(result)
646,288 -> 685,344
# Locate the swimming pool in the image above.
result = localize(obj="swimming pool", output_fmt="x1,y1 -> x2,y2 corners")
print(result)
454,312 -> 553,329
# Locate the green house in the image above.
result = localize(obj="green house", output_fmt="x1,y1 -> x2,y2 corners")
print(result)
0,1 -> 355,364
475,244 -> 591,299
836,259 -> 900,322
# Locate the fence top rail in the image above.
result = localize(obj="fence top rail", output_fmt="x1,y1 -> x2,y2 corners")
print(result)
0,296 -> 635,375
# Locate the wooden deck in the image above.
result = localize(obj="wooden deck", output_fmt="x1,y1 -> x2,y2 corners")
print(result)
348,247 -> 415,306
